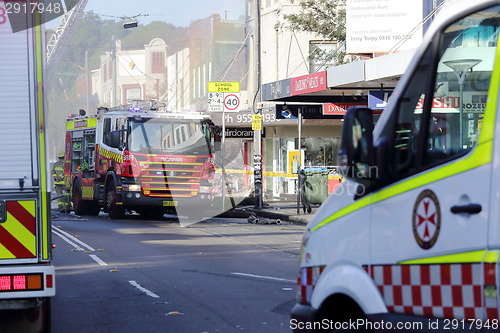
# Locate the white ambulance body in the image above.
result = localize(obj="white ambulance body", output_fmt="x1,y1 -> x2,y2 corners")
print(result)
292,0 -> 500,331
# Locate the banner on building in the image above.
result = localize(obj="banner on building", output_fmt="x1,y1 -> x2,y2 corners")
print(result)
346,0 -> 423,54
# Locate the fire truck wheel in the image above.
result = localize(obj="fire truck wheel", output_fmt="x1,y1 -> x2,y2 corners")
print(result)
106,179 -> 125,219
72,180 -> 88,215
42,297 -> 51,333
87,201 -> 101,216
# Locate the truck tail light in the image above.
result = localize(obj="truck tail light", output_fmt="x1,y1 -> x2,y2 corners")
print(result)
0,274 -> 44,292
46,274 -> 53,288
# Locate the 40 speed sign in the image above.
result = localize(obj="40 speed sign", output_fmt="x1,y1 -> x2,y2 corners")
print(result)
224,94 -> 240,112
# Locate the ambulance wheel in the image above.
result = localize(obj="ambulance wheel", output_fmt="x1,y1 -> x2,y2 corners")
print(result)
317,295 -> 371,333
72,180 -> 88,215
106,179 -> 125,219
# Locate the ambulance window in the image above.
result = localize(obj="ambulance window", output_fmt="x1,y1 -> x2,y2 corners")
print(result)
391,47 -> 433,177
424,6 -> 500,167
390,5 -> 500,180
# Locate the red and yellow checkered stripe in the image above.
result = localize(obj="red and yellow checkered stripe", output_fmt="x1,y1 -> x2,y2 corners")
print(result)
0,201 -> 37,259
366,263 -> 499,320
98,146 -> 123,164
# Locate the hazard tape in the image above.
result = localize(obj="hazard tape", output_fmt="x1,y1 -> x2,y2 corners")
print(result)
215,169 -> 343,180
215,168 -> 298,178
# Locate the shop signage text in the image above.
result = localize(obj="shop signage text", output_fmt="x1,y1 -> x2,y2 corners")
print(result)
323,103 -> 368,115
291,71 -> 327,95
276,104 -> 324,119
262,78 -> 292,101
225,127 -> 265,138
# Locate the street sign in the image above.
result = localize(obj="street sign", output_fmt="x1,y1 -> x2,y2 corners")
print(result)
207,82 -> 241,112
368,90 -> 393,109
208,81 -> 240,93
207,92 -> 224,112
224,93 -> 240,112
252,114 -> 262,131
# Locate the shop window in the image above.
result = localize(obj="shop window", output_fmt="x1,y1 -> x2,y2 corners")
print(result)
301,137 -> 341,168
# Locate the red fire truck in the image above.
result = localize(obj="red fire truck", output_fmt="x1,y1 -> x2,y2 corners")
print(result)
63,102 -> 216,221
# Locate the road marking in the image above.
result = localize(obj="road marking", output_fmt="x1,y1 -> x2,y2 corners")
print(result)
89,254 -> 108,266
52,228 -> 84,251
231,272 -> 296,283
52,227 -> 95,251
129,281 -> 160,298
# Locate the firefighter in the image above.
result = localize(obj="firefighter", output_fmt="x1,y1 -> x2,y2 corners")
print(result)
51,151 -> 69,212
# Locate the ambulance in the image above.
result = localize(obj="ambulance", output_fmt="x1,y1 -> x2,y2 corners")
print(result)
292,0 -> 500,331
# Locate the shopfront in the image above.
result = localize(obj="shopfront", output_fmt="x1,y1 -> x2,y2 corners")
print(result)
210,108 -> 346,200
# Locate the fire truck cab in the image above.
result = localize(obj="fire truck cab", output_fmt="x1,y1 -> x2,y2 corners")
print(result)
64,102 -> 215,221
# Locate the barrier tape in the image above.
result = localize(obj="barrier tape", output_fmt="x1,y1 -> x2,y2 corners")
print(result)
214,168 -> 343,180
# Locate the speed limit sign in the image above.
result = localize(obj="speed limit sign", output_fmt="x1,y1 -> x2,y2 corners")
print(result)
223,93 -> 240,112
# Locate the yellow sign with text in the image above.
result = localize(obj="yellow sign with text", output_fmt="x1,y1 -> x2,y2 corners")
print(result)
252,114 -> 262,130
208,81 -> 240,93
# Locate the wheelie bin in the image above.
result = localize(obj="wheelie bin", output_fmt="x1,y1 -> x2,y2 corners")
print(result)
301,167 -> 328,213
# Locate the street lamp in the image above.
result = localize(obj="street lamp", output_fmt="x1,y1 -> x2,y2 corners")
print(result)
112,22 -> 139,107
443,59 -> 482,147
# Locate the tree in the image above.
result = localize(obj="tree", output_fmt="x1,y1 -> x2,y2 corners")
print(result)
277,0 -> 347,66
45,13 -> 189,159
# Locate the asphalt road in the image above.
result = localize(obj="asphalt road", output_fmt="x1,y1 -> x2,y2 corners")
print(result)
50,212 -> 306,333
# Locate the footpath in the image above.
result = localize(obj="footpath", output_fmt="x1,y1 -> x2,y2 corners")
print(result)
52,192 -> 315,224
217,201 -> 316,225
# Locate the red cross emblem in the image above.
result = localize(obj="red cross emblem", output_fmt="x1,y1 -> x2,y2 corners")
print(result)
413,190 -> 441,250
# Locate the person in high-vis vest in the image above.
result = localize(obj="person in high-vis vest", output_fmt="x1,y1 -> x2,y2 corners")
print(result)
51,151 -> 69,212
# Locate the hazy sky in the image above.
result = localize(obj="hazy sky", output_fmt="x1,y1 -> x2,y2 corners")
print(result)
45,0 -> 245,29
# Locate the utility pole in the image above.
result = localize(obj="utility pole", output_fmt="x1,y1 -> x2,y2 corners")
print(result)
296,109 -> 302,213
111,35 -> 117,107
85,50 -> 90,113
253,0 -> 263,209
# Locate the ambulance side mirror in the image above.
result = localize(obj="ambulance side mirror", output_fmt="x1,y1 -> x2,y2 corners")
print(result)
109,131 -> 121,150
338,107 -> 375,182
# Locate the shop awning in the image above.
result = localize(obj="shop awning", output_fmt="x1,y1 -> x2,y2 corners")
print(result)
262,49 -> 416,103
